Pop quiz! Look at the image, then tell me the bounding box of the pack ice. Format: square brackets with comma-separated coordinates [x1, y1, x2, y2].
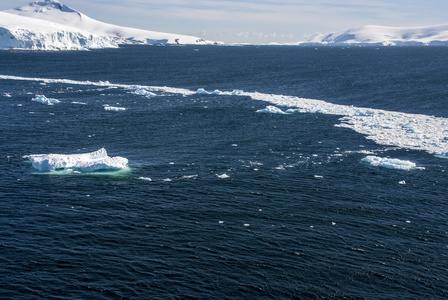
[28, 148, 128, 172]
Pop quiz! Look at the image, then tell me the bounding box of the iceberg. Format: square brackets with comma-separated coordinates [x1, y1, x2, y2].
[361, 156, 422, 171]
[32, 95, 60, 105]
[28, 148, 128, 172]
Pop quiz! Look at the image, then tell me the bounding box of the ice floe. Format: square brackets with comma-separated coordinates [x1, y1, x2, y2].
[104, 105, 126, 111]
[28, 148, 128, 172]
[195, 88, 222, 95]
[32, 95, 60, 105]
[138, 177, 152, 182]
[256, 106, 285, 114]
[361, 156, 423, 171]
[129, 86, 157, 97]
[217, 173, 230, 179]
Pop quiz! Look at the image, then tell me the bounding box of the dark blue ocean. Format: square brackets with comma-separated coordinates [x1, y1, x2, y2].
[1, 46, 447, 299]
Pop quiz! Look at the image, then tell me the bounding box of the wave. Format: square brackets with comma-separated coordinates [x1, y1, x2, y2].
[2, 74, 447, 158]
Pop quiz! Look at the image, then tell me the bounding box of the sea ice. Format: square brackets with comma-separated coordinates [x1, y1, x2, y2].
[28, 148, 128, 172]
[104, 105, 126, 111]
[138, 177, 152, 182]
[361, 156, 421, 171]
[256, 106, 285, 114]
[217, 173, 230, 179]
[3, 74, 448, 158]
[32, 95, 60, 105]
[195, 88, 222, 95]
[131, 88, 157, 97]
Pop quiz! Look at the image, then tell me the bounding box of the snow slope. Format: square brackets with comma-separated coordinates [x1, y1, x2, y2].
[0, 11, 117, 50]
[4, 0, 219, 46]
[302, 24, 448, 46]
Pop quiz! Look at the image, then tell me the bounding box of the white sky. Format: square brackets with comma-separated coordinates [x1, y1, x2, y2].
[1, 0, 447, 43]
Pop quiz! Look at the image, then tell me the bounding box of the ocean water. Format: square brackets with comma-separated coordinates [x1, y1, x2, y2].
[0, 45, 447, 299]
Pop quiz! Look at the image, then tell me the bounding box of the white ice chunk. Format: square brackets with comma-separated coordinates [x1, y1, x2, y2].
[256, 106, 285, 114]
[217, 173, 230, 179]
[138, 177, 152, 182]
[104, 106, 126, 111]
[361, 156, 421, 171]
[196, 88, 210, 95]
[28, 148, 128, 172]
[32, 95, 60, 105]
[132, 88, 157, 97]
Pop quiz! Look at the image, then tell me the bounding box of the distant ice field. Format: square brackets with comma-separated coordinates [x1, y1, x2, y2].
[1, 73, 447, 158]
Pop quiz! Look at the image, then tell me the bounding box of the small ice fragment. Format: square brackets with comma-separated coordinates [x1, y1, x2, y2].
[196, 88, 210, 95]
[399, 180, 406, 185]
[32, 95, 60, 105]
[132, 88, 156, 96]
[138, 177, 152, 182]
[219, 221, 224, 224]
[406, 220, 411, 224]
[217, 173, 230, 179]
[256, 106, 285, 114]
[332, 222, 336, 226]
[314, 175, 324, 179]
[104, 106, 126, 111]
[244, 224, 250, 227]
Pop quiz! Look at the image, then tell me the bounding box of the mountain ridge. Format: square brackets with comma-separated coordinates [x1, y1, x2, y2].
[300, 24, 448, 46]
[1, 0, 220, 50]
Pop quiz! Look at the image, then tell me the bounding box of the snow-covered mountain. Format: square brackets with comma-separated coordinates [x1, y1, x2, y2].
[0, 11, 117, 50]
[0, 0, 220, 50]
[302, 24, 448, 46]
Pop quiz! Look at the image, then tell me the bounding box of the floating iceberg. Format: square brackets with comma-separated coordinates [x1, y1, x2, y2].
[361, 156, 422, 171]
[32, 95, 60, 105]
[28, 148, 128, 172]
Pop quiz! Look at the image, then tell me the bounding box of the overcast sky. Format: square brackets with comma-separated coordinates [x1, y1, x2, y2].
[1, 0, 447, 43]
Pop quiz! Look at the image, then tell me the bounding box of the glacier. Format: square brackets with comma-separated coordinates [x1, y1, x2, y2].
[28, 148, 128, 172]
[301, 24, 448, 46]
[1, 0, 220, 50]
[0, 11, 117, 50]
